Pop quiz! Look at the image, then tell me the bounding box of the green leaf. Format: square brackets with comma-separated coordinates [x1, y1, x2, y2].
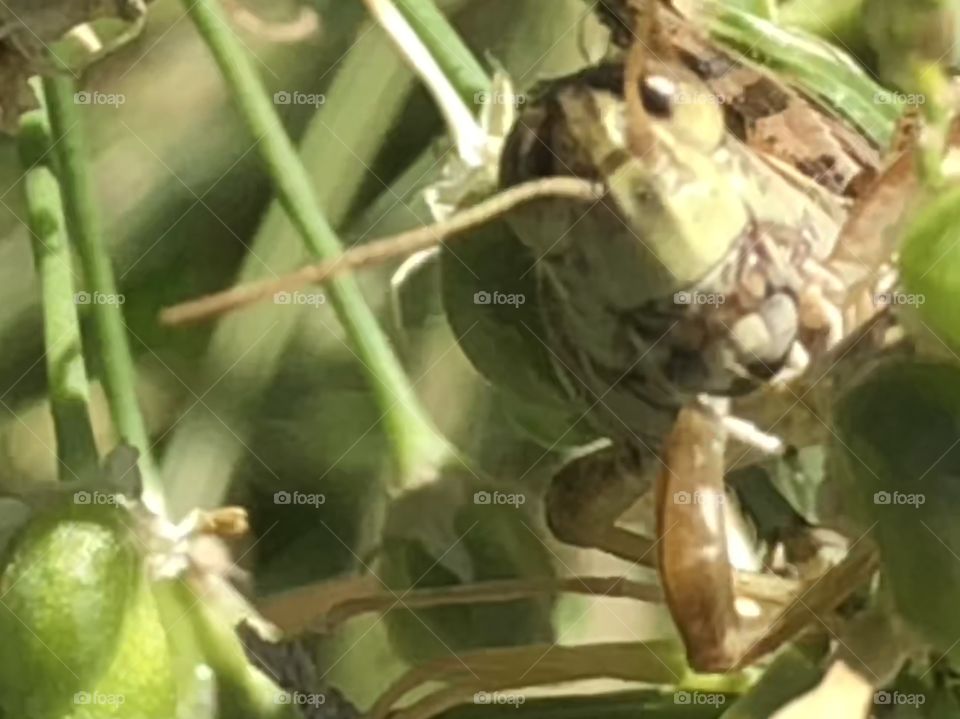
[441, 221, 598, 448]
[720, 647, 823, 718]
[830, 359, 960, 661]
[496, 390, 600, 450]
[863, 0, 960, 89]
[379, 473, 556, 664]
[900, 182, 960, 350]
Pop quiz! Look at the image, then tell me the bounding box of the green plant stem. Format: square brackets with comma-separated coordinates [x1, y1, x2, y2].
[159, 10, 454, 521]
[154, 580, 301, 719]
[181, 0, 447, 494]
[16, 98, 98, 481]
[393, 0, 489, 104]
[41, 74, 164, 509]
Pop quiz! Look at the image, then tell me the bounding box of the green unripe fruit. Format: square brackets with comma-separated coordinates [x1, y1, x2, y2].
[0, 503, 140, 718]
[65, 572, 177, 719]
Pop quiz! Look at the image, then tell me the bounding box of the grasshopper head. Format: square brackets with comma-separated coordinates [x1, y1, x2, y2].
[499, 59, 748, 304]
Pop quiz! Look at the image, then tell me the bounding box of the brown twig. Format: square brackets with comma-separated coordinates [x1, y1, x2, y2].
[159, 176, 604, 326]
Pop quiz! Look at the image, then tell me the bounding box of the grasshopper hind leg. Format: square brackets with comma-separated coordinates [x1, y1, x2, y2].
[545, 444, 660, 567]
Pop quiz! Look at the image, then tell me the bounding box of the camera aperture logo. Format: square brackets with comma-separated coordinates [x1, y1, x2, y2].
[674, 691, 725, 707]
[274, 490, 326, 507]
[473, 490, 525, 508]
[274, 291, 326, 308]
[874, 490, 925, 508]
[273, 91, 326, 107]
[75, 291, 125, 306]
[74, 91, 125, 107]
[473, 290, 525, 308]
[474, 691, 525, 708]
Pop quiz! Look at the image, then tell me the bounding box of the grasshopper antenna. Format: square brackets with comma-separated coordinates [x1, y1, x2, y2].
[159, 177, 602, 326]
[623, 0, 671, 156]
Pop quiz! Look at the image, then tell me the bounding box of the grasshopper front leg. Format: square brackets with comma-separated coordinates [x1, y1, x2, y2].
[656, 403, 745, 672]
[658, 403, 881, 673]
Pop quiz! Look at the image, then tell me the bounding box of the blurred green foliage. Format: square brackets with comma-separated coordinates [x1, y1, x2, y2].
[5, 0, 960, 717]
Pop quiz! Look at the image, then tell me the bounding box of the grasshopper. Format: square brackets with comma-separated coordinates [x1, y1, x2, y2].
[496, 0, 903, 672]
[164, 0, 916, 697]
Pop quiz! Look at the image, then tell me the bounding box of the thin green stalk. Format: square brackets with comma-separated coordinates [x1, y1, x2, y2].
[181, 0, 447, 492]
[16, 96, 98, 481]
[154, 580, 301, 719]
[159, 9, 455, 519]
[365, 0, 488, 166]
[394, 0, 489, 103]
[41, 74, 164, 511]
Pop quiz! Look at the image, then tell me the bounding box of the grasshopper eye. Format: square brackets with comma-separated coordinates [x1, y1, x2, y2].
[639, 75, 676, 118]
